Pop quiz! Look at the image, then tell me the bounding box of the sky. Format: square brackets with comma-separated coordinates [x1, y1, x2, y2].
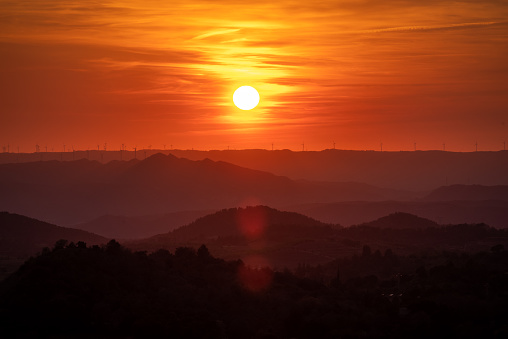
[1, 0, 507, 152]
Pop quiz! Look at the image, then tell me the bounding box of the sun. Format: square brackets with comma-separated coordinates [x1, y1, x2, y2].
[233, 86, 260, 110]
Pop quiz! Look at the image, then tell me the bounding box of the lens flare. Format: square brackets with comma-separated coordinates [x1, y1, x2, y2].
[236, 206, 267, 240]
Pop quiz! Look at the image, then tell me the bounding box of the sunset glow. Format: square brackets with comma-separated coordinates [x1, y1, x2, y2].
[1, 1, 507, 151]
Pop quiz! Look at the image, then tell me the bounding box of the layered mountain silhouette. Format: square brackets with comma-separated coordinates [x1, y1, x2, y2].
[0, 212, 107, 257]
[2, 149, 507, 192]
[0, 153, 415, 225]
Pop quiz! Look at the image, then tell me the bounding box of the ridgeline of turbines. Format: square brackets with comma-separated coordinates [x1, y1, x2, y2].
[0, 140, 507, 162]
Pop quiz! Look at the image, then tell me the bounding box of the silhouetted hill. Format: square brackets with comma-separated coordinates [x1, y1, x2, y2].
[357, 212, 439, 229]
[0, 154, 414, 225]
[0, 212, 107, 257]
[131, 206, 334, 247]
[72, 210, 212, 239]
[170, 205, 331, 240]
[127, 206, 340, 267]
[288, 200, 508, 229]
[423, 184, 508, 201]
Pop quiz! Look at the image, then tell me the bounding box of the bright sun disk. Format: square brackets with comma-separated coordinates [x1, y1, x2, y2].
[233, 86, 260, 110]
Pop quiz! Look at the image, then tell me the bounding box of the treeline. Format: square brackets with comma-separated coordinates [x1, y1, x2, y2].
[0, 240, 507, 338]
[334, 222, 508, 254]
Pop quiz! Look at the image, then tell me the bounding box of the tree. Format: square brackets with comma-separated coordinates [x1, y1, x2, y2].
[197, 244, 211, 259]
[362, 245, 372, 257]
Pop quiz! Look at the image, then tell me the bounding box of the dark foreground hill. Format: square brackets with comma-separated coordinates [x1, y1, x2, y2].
[0, 212, 107, 257]
[1, 241, 507, 338]
[0, 153, 414, 225]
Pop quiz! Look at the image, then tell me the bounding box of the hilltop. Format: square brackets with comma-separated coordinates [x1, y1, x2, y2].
[357, 212, 439, 229]
[0, 212, 107, 257]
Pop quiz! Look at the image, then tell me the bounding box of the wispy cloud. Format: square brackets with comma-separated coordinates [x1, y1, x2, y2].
[361, 21, 503, 34]
[192, 28, 241, 40]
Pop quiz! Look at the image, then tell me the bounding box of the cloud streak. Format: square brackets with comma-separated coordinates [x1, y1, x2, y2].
[360, 21, 504, 34]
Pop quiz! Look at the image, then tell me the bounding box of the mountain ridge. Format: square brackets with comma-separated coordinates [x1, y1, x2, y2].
[0, 153, 417, 225]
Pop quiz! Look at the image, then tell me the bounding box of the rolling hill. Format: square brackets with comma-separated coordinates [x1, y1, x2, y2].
[129, 205, 334, 246]
[126, 206, 339, 267]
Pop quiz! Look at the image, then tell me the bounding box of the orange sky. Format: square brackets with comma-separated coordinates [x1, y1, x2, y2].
[1, 0, 507, 152]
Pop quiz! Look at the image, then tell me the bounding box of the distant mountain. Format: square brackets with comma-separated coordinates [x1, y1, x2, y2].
[0, 212, 107, 257]
[2, 149, 507, 191]
[423, 185, 508, 202]
[0, 153, 415, 225]
[72, 210, 212, 239]
[165, 149, 508, 191]
[357, 212, 439, 229]
[287, 200, 508, 229]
